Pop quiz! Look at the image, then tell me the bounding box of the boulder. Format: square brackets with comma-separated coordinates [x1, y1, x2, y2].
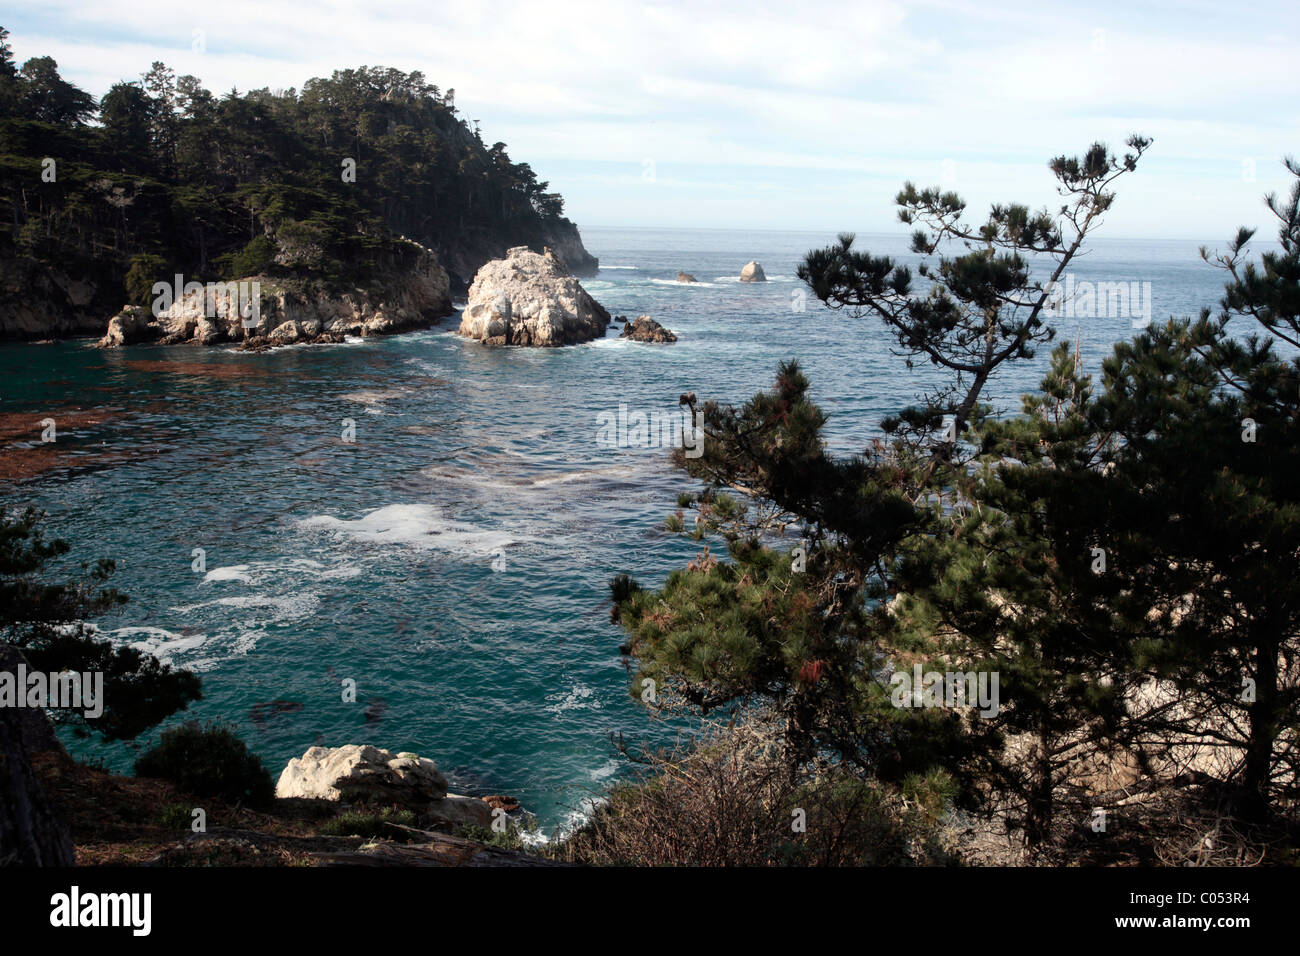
[620, 315, 677, 343]
[268, 320, 303, 345]
[739, 260, 767, 282]
[97, 305, 157, 348]
[676, 271, 698, 283]
[457, 246, 610, 347]
[426, 794, 493, 830]
[275, 745, 449, 806]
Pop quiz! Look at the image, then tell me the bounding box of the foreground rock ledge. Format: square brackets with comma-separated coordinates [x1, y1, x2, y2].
[457, 245, 610, 346]
[276, 744, 492, 830]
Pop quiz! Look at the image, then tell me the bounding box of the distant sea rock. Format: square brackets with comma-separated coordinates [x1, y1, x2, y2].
[96, 240, 453, 349]
[676, 271, 698, 283]
[458, 245, 610, 347]
[739, 260, 767, 282]
[620, 314, 677, 343]
[275, 744, 493, 830]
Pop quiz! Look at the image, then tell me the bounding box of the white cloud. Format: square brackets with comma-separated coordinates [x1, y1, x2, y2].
[5, 0, 1297, 234]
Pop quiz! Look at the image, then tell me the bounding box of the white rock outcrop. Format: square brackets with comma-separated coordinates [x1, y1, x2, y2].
[275, 744, 495, 830]
[96, 242, 452, 349]
[276, 745, 449, 804]
[739, 260, 767, 282]
[457, 245, 610, 346]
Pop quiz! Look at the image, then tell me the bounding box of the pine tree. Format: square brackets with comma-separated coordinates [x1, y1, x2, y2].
[0, 507, 202, 741]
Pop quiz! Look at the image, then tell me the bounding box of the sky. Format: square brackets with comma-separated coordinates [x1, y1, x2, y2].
[4, 0, 1298, 239]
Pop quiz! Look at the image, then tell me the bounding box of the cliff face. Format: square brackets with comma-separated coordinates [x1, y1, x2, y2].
[0, 258, 111, 340]
[98, 243, 452, 349]
[542, 218, 599, 277]
[435, 217, 598, 291]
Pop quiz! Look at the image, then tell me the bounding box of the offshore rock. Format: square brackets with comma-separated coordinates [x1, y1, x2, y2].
[457, 246, 609, 347]
[620, 315, 677, 343]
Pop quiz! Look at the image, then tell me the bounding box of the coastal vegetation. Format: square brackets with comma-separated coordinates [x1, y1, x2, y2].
[601, 143, 1300, 864]
[0, 27, 595, 339]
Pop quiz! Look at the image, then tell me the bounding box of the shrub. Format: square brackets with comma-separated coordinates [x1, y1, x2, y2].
[224, 235, 276, 278]
[134, 721, 274, 808]
[156, 802, 197, 830]
[320, 808, 417, 841]
[554, 719, 956, 866]
[125, 253, 168, 305]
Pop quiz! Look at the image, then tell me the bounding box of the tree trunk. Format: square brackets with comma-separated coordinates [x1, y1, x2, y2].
[1240, 633, 1281, 823]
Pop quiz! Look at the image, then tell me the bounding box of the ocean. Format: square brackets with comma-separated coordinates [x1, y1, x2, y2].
[0, 225, 1262, 834]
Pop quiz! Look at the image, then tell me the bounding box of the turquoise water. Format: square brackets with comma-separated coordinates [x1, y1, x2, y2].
[0, 226, 1254, 833]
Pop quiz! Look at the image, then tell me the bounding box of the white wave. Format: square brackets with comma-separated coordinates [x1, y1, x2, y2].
[108, 626, 208, 664]
[200, 558, 326, 587]
[421, 461, 642, 491]
[648, 278, 720, 288]
[556, 794, 609, 840]
[599, 265, 638, 270]
[340, 388, 407, 405]
[544, 681, 603, 715]
[203, 564, 253, 584]
[186, 630, 264, 672]
[298, 503, 521, 555]
[319, 564, 363, 580]
[172, 593, 319, 620]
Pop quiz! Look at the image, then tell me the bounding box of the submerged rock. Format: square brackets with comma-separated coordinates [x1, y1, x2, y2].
[620, 314, 677, 343]
[739, 260, 767, 282]
[457, 246, 610, 346]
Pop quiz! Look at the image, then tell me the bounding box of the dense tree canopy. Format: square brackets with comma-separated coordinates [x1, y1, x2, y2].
[0, 32, 589, 329]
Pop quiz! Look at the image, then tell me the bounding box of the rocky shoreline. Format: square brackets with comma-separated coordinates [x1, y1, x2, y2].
[9, 240, 773, 352]
[97, 242, 454, 350]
